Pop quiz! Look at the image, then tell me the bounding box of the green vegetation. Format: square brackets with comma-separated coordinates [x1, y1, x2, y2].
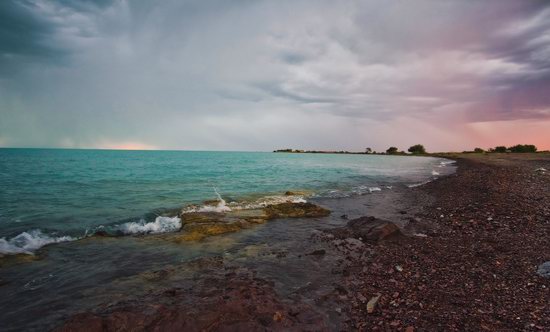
[275, 144, 540, 156]
[408, 144, 426, 154]
[508, 144, 537, 153]
[487, 144, 537, 153]
[491, 146, 508, 153]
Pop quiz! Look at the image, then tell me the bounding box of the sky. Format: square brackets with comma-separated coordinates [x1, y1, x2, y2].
[1, 0, 549, 152]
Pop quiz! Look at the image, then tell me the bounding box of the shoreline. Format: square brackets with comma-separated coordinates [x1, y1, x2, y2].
[3, 154, 548, 330]
[57, 153, 549, 331]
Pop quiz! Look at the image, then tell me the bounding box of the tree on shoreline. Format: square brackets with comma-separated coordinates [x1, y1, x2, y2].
[386, 146, 398, 154]
[508, 144, 537, 153]
[491, 146, 508, 153]
[408, 144, 426, 154]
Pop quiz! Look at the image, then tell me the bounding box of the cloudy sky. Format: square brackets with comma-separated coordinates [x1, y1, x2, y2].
[1, 0, 549, 152]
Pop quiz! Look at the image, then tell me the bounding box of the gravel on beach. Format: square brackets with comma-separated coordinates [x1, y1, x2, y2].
[339, 154, 550, 331]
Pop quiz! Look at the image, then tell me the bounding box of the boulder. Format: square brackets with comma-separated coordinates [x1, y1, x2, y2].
[347, 216, 403, 243]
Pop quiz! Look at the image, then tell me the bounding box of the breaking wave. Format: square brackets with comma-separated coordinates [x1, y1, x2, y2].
[118, 216, 182, 235]
[0, 230, 77, 255]
[182, 191, 308, 214]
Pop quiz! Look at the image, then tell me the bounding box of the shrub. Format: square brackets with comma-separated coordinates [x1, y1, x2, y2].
[493, 146, 507, 153]
[408, 144, 426, 154]
[386, 146, 398, 154]
[473, 148, 485, 153]
[508, 144, 537, 153]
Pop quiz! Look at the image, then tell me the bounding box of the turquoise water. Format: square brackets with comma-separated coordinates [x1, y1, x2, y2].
[0, 148, 453, 254]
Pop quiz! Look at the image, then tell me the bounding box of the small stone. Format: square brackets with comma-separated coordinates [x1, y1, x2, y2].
[357, 293, 368, 303]
[536, 261, 550, 278]
[390, 320, 401, 327]
[395, 265, 403, 272]
[367, 294, 381, 314]
[273, 311, 283, 322]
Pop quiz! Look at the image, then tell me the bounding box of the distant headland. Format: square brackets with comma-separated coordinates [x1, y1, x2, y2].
[274, 144, 545, 155]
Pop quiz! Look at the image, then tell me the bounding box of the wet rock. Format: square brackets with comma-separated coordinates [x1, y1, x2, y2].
[347, 216, 403, 243]
[179, 212, 225, 224]
[264, 202, 330, 219]
[185, 256, 224, 270]
[0, 253, 41, 267]
[284, 191, 307, 196]
[307, 249, 326, 256]
[57, 313, 104, 332]
[93, 229, 110, 237]
[536, 261, 550, 278]
[176, 222, 244, 242]
[57, 270, 329, 331]
[175, 202, 330, 241]
[140, 268, 174, 282]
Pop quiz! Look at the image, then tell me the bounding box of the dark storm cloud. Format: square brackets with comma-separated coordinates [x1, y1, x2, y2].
[1, 0, 550, 151]
[0, 1, 65, 72]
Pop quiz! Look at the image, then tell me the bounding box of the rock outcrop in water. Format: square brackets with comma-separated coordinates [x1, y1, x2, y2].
[57, 257, 329, 332]
[264, 202, 331, 219]
[173, 202, 330, 242]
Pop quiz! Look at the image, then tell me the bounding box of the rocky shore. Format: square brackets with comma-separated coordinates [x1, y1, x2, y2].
[58, 154, 549, 331]
[326, 154, 550, 330]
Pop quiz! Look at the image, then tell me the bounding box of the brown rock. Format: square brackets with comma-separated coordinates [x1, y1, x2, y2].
[264, 202, 330, 219]
[347, 216, 402, 243]
[176, 222, 244, 242]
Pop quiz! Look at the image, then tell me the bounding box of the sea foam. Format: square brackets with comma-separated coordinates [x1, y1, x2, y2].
[0, 230, 76, 255]
[182, 190, 308, 214]
[119, 216, 182, 235]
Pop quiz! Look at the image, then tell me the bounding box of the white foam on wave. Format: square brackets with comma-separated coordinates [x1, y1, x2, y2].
[368, 187, 382, 193]
[234, 195, 307, 209]
[182, 193, 308, 214]
[119, 216, 182, 235]
[431, 170, 440, 176]
[0, 230, 76, 255]
[438, 160, 456, 168]
[349, 185, 383, 195]
[407, 180, 432, 188]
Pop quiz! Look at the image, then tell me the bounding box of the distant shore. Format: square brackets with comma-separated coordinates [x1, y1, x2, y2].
[274, 148, 550, 156]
